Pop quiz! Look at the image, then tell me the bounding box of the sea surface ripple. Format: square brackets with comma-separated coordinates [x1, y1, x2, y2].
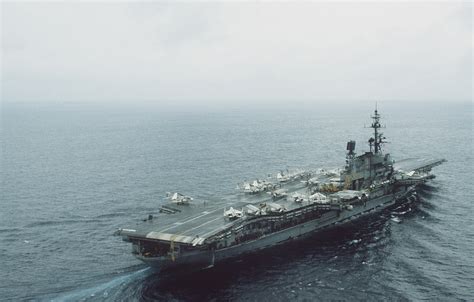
[1, 103, 472, 301]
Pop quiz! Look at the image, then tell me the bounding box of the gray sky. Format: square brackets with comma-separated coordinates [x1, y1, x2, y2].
[1, 1, 472, 107]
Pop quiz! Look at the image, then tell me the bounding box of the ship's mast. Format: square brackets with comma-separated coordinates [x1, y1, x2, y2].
[368, 105, 385, 154]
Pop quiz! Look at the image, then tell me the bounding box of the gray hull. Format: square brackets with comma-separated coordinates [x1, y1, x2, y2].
[138, 187, 414, 271]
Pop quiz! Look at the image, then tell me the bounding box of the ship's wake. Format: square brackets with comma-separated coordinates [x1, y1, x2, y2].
[51, 267, 150, 301]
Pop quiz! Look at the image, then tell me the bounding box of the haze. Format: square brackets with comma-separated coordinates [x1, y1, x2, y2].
[1, 1, 472, 108]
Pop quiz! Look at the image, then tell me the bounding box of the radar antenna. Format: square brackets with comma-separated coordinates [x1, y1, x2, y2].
[368, 105, 386, 154]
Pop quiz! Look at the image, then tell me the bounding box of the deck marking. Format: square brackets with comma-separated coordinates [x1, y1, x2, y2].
[199, 221, 236, 239]
[179, 216, 224, 236]
[159, 207, 222, 232]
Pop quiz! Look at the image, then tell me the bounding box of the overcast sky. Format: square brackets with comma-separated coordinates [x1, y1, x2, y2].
[1, 1, 472, 107]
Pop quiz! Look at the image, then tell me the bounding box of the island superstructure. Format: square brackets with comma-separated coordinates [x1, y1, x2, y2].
[117, 109, 446, 272]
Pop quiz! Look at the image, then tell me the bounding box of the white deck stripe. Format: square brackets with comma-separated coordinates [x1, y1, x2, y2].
[159, 207, 222, 232]
[199, 221, 236, 239]
[179, 216, 224, 236]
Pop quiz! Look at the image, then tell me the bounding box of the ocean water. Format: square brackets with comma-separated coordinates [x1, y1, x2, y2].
[1, 102, 473, 301]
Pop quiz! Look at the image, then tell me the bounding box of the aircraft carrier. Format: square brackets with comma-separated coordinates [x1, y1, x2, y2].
[116, 108, 446, 273]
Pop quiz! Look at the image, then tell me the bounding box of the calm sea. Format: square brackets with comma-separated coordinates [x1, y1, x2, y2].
[1, 102, 472, 301]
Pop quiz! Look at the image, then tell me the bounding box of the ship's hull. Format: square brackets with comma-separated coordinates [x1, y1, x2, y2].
[137, 185, 416, 272]
[118, 112, 446, 275]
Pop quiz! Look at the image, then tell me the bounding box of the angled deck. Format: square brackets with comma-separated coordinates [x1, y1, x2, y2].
[394, 158, 446, 172]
